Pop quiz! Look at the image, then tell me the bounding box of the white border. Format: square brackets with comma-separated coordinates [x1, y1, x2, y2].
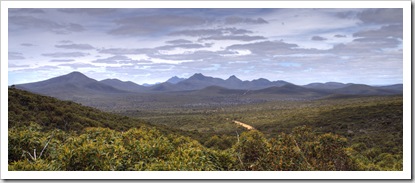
[1, 0, 411, 180]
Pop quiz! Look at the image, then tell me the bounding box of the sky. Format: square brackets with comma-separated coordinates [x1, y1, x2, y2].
[8, 8, 403, 85]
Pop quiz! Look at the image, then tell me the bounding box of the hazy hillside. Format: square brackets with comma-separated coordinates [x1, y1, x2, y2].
[100, 79, 147, 92]
[15, 72, 128, 100]
[333, 84, 401, 95]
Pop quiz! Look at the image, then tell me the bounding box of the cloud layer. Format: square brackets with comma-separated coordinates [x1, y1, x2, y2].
[8, 8, 404, 85]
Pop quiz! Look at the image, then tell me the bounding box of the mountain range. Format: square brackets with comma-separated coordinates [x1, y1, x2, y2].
[13, 71, 403, 109]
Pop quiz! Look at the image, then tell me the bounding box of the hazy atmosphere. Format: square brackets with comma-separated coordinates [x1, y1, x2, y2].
[8, 8, 403, 85]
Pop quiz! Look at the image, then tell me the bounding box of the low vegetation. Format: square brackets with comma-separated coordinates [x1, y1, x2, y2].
[8, 88, 402, 171]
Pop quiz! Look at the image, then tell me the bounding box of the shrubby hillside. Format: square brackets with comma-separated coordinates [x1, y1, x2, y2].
[8, 88, 402, 171]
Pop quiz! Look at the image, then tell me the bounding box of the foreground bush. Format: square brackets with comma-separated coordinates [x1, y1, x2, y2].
[9, 124, 400, 171]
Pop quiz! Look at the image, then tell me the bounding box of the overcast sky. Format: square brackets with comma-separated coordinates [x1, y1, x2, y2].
[8, 8, 403, 85]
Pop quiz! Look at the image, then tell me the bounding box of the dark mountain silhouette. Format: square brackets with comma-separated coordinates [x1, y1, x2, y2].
[14, 71, 403, 108]
[15, 71, 128, 100]
[333, 84, 402, 95]
[166, 76, 186, 84]
[100, 79, 147, 92]
[188, 85, 246, 95]
[154, 73, 292, 91]
[149, 82, 178, 92]
[252, 84, 331, 97]
[377, 84, 403, 93]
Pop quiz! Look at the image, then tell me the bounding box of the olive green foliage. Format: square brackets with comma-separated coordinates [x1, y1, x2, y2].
[9, 123, 359, 171]
[9, 123, 232, 171]
[8, 88, 146, 131]
[8, 88, 402, 171]
[128, 95, 402, 171]
[233, 126, 356, 171]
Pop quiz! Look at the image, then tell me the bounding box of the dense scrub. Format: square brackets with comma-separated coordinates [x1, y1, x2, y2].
[128, 95, 403, 171]
[9, 88, 147, 131]
[8, 88, 402, 171]
[10, 123, 366, 171]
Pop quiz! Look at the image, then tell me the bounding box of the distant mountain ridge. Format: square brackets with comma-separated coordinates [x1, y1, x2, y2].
[14, 71, 403, 104]
[166, 76, 186, 84]
[151, 73, 292, 91]
[15, 72, 127, 100]
[100, 78, 147, 92]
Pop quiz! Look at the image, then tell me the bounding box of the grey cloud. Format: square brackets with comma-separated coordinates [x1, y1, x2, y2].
[93, 55, 131, 64]
[33, 66, 60, 71]
[157, 43, 210, 50]
[226, 41, 300, 55]
[116, 15, 206, 27]
[108, 26, 156, 36]
[334, 34, 347, 38]
[198, 35, 266, 42]
[99, 48, 152, 55]
[9, 63, 30, 68]
[105, 65, 154, 74]
[336, 11, 357, 19]
[311, 36, 327, 41]
[50, 59, 75, 62]
[9, 16, 84, 34]
[92, 55, 152, 64]
[353, 37, 401, 48]
[65, 23, 85, 32]
[42, 52, 90, 58]
[109, 15, 207, 36]
[9, 8, 45, 14]
[9, 52, 25, 60]
[59, 63, 99, 69]
[59, 40, 73, 44]
[353, 24, 402, 39]
[329, 37, 401, 55]
[357, 9, 403, 25]
[58, 8, 117, 15]
[166, 39, 193, 45]
[170, 27, 253, 37]
[55, 44, 95, 50]
[105, 63, 177, 75]
[224, 16, 268, 24]
[21, 43, 36, 47]
[150, 50, 228, 61]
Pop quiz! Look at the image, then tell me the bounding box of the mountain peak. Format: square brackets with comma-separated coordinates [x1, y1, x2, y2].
[189, 73, 207, 80]
[67, 71, 85, 76]
[60, 71, 92, 82]
[166, 76, 185, 84]
[226, 75, 242, 82]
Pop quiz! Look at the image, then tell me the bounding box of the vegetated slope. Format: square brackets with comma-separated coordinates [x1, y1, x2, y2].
[8, 88, 204, 139]
[8, 88, 402, 171]
[237, 95, 403, 170]
[130, 95, 403, 171]
[8, 87, 145, 131]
